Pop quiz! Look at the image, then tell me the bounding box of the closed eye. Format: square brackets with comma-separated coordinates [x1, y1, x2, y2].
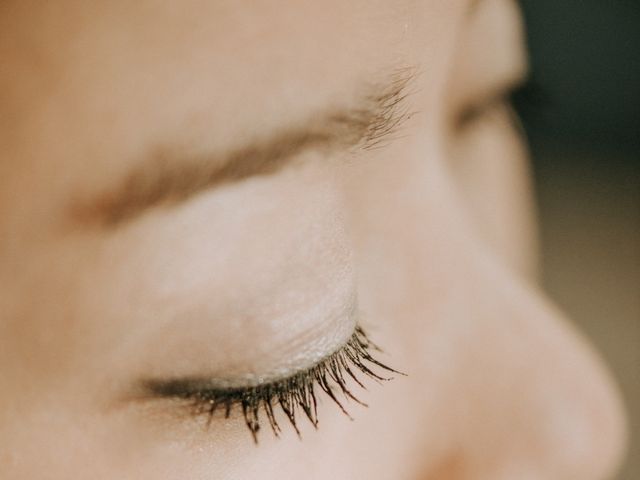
[138, 326, 404, 443]
[454, 75, 530, 130]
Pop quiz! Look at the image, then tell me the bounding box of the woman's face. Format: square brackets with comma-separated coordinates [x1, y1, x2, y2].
[0, 0, 628, 478]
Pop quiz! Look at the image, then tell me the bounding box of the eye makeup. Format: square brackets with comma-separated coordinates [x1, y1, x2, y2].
[141, 326, 402, 443]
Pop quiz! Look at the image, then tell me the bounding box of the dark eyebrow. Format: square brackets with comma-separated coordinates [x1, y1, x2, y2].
[72, 68, 416, 228]
[468, 0, 485, 14]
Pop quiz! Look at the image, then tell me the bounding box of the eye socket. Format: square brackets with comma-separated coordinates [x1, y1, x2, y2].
[455, 93, 507, 130]
[139, 326, 404, 443]
[454, 84, 522, 131]
[451, 73, 547, 133]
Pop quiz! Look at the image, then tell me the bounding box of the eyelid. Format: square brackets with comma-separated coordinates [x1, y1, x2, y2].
[453, 75, 528, 129]
[138, 326, 403, 443]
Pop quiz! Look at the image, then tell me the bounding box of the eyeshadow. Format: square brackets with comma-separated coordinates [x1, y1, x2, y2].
[141, 326, 404, 442]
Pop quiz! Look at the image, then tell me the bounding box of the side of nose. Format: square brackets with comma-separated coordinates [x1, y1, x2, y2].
[468, 263, 629, 479]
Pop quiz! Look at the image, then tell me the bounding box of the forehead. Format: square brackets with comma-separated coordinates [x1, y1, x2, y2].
[0, 0, 452, 140]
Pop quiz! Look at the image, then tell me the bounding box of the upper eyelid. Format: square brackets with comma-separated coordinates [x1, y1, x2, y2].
[136, 326, 403, 442]
[138, 325, 374, 395]
[452, 74, 529, 128]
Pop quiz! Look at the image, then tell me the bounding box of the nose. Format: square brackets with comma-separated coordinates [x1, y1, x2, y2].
[467, 262, 629, 479]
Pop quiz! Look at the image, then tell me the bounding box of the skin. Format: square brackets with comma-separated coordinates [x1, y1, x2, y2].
[0, 0, 628, 478]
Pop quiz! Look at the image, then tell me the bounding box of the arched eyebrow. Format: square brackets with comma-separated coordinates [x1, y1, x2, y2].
[71, 68, 417, 228]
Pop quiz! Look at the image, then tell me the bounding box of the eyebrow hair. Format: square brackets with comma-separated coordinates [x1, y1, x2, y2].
[72, 68, 417, 228]
[468, 0, 486, 14]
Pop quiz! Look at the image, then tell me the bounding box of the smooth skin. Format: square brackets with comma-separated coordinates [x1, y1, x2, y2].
[0, 0, 628, 479]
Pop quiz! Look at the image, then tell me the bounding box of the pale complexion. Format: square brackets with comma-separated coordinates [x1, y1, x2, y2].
[0, 0, 628, 478]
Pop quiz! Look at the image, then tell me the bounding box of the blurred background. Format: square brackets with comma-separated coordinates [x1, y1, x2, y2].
[515, 1, 639, 478]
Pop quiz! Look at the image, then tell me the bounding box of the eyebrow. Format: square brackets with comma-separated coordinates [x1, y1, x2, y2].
[72, 68, 416, 228]
[468, 0, 486, 14]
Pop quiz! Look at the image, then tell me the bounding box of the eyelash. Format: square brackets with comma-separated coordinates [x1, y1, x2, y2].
[145, 326, 402, 443]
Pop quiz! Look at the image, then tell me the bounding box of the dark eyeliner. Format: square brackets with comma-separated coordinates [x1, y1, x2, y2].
[142, 326, 403, 443]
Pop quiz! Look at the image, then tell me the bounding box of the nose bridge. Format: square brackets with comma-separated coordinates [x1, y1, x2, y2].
[467, 257, 629, 479]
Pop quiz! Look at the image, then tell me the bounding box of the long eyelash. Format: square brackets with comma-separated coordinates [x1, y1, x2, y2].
[144, 326, 403, 443]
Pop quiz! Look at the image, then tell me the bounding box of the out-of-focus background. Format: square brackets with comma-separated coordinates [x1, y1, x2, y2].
[515, 1, 639, 478]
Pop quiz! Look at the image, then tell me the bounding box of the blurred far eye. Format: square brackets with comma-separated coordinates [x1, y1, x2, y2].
[454, 81, 527, 133]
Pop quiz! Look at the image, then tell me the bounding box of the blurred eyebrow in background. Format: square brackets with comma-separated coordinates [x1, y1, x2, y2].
[469, 0, 485, 13]
[71, 68, 416, 228]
